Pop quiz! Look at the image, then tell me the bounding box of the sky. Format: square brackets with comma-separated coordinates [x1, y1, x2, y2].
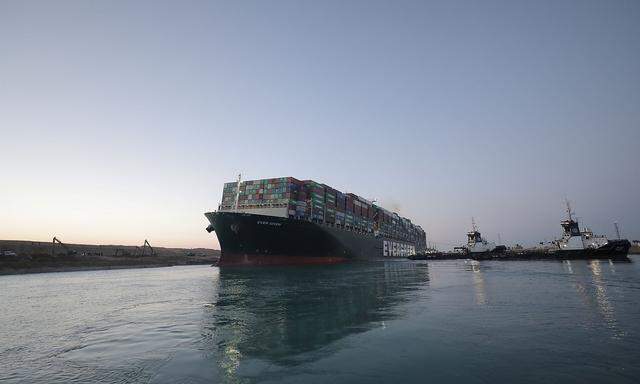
[1, 0, 639, 250]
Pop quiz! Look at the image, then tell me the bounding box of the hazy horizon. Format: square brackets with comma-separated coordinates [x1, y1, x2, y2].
[1, 0, 639, 250]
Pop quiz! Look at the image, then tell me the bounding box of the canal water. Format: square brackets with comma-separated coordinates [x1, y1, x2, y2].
[1, 259, 639, 383]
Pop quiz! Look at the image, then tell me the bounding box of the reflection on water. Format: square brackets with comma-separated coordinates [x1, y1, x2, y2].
[464, 260, 487, 305]
[563, 260, 574, 274]
[566, 259, 624, 340]
[588, 260, 623, 339]
[2, 260, 640, 383]
[201, 262, 430, 377]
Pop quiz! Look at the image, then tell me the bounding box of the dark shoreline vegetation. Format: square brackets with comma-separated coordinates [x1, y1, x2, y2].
[0, 240, 220, 275]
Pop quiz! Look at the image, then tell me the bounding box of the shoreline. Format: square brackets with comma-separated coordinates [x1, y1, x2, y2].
[0, 239, 220, 276]
[0, 262, 214, 276]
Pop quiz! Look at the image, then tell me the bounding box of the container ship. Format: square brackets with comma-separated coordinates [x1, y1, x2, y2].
[205, 176, 426, 266]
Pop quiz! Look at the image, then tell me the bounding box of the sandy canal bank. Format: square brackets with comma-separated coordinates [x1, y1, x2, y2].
[0, 240, 219, 275]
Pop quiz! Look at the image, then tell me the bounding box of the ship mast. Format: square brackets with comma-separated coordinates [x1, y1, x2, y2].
[234, 173, 242, 212]
[614, 221, 621, 240]
[565, 199, 574, 221]
[472, 217, 478, 232]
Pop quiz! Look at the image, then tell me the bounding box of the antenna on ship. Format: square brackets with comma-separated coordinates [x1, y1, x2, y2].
[471, 217, 478, 232]
[234, 173, 242, 212]
[614, 221, 621, 240]
[565, 198, 574, 221]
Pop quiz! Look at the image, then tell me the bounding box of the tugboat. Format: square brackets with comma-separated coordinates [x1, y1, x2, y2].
[464, 218, 502, 256]
[550, 200, 630, 260]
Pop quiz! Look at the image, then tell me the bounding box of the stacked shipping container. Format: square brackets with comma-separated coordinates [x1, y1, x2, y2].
[221, 177, 302, 211]
[219, 177, 425, 246]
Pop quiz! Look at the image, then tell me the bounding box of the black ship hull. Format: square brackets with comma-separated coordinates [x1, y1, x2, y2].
[205, 211, 421, 266]
[407, 240, 631, 262]
[551, 239, 631, 260]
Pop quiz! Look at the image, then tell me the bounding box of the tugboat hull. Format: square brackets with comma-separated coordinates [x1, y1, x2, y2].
[553, 239, 631, 260]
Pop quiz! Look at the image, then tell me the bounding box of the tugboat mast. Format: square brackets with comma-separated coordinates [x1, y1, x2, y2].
[565, 199, 574, 221]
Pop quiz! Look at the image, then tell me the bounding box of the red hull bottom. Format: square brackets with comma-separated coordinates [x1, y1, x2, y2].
[217, 253, 349, 266]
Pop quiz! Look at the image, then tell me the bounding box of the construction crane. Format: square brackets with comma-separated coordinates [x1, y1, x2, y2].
[141, 239, 155, 257]
[51, 237, 77, 257]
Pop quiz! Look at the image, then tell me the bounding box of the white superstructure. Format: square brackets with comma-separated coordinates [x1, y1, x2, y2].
[464, 218, 496, 254]
[556, 200, 610, 251]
